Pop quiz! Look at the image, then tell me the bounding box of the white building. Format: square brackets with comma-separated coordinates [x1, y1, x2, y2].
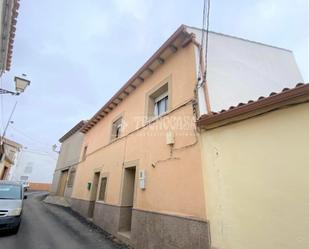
[186, 26, 303, 114]
[10, 149, 58, 191]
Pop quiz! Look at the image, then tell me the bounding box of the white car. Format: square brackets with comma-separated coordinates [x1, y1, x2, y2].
[0, 181, 27, 233]
[20, 181, 29, 191]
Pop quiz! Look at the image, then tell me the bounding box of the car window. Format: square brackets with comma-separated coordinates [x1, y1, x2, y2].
[0, 184, 21, 200]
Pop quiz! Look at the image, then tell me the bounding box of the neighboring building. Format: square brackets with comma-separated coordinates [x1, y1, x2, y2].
[70, 25, 302, 249]
[0, 0, 21, 177]
[0, 0, 22, 179]
[0, 137, 22, 180]
[10, 149, 57, 191]
[197, 83, 309, 249]
[50, 121, 86, 198]
[0, 0, 20, 75]
[187, 26, 303, 113]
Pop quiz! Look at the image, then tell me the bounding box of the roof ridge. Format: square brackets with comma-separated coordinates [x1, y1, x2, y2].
[185, 25, 292, 52]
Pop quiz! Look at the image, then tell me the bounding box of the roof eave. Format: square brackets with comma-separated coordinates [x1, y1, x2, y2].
[0, 0, 20, 74]
[59, 120, 87, 143]
[81, 24, 195, 133]
[197, 83, 309, 129]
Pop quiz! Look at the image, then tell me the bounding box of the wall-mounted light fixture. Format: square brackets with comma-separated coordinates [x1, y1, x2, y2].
[0, 74, 30, 95]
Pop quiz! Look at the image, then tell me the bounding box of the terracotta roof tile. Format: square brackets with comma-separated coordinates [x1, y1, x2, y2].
[197, 82, 309, 127]
[269, 92, 276, 96]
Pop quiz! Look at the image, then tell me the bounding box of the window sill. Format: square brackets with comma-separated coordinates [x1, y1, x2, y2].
[146, 111, 169, 125]
[110, 136, 122, 143]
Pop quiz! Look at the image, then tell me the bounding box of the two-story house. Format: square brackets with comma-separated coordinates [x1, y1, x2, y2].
[69, 25, 302, 249]
[51, 121, 87, 199]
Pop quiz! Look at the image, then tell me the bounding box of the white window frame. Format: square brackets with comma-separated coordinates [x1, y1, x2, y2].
[111, 117, 123, 140]
[153, 92, 168, 117]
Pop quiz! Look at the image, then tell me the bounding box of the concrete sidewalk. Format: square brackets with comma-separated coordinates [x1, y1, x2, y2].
[43, 195, 71, 207]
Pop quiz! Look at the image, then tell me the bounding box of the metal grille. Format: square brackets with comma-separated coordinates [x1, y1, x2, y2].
[0, 210, 8, 217]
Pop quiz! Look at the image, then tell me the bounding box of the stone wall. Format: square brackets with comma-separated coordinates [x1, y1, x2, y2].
[71, 198, 92, 218]
[70, 199, 210, 249]
[131, 209, 210, 249]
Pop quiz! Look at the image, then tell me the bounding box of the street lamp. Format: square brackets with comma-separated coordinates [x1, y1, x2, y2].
[0, 75, 30, 160]
[52, 144, 60, 154]
[14, 76, 30, 94]
[0, 75, 30, 95]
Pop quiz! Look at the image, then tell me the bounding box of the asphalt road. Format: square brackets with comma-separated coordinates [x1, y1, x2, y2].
[0, 192, 128, 249]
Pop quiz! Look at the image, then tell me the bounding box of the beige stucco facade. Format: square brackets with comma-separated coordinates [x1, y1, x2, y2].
[67, 25, 304, 248]
[73, 42, 205, 214]
[200, 102, 309, 249]
[72, 40, 209, 248]
[51, 123, 85, 198]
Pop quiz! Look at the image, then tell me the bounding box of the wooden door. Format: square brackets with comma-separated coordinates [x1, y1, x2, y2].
[0, 166, 9, 180]
[119, 166, 136, 232]
[57, 170, 68, 196]
[88, 172, 100, 218]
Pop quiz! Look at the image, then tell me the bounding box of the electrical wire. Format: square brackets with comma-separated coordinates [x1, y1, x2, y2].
[199, 0, 211, 84]
[2, 101, 17, 140]
[204, 0, 211, 81]
[199, 0, 207, 79]
[9, 125, 52, 149]
[8, 125, 55, 156]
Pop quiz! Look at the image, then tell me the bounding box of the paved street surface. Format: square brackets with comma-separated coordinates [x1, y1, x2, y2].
[0, 192, 127, 249]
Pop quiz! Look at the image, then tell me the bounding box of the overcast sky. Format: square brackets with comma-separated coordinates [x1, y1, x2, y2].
[1, 0, 308, 154]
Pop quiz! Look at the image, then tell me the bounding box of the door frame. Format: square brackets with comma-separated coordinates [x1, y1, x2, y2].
[88, 171, 101, 218]
[57, 169, 69, 196]
[119, 160, 139, 206]
[118, 160, 139, 233]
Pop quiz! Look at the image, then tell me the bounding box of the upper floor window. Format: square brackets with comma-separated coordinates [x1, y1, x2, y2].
[147, 82, 169, 119]
[24, 163, 33, 173]
[8, 149, 15, 160]
[154, 92, 168, 117]
[111, 117, 122, 140]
